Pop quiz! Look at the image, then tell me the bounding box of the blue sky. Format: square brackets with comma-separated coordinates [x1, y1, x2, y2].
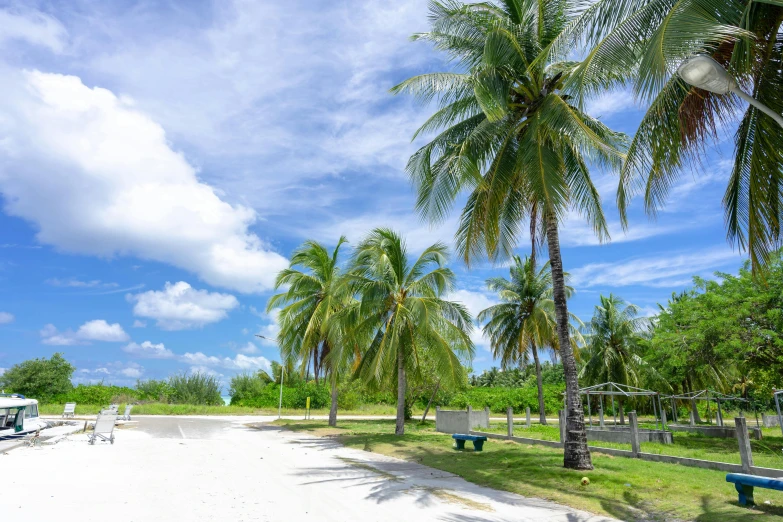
[0, 1, 747, 390]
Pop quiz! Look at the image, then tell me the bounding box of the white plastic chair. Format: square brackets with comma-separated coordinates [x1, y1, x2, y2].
[88, 413, 116, 445]
[62, 403, 76, 418]
[120, 404, 133, 421]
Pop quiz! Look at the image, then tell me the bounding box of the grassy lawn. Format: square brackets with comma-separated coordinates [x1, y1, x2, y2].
[483, 423, 783, 470]
[38, 402, 400, 416]
[272, 418, 783, 522]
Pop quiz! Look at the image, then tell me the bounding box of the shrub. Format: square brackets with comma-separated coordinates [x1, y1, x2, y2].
[232, 382, 330, 409]
[168, 372, 223, 405]
[136, 379, 173, 402]
[0, 353, 74, 402]
[446, 385, 565, 414]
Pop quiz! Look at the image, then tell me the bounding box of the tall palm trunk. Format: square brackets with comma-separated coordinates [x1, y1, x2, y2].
[328, 379, 339, 427]
[545, 211, 592, 470]
[530, 201, 538, 268]
[531, 342, 547, 425]
[396, 347, 407, 435]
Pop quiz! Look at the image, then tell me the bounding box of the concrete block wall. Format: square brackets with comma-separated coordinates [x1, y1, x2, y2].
[435, 406, 489, 434]
[762, 414, 781, 428]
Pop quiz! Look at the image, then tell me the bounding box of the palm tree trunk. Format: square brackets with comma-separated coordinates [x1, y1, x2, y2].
[396, 347, 407, 435]
[545, 211, 592, 470]
[328, 380, 338, 427]
[530, 201, 538, 268]
[421, 380, 441, 422]
[531, 342, 547, 425]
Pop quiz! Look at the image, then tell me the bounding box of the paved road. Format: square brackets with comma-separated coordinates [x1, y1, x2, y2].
[5, 416, 616, 522]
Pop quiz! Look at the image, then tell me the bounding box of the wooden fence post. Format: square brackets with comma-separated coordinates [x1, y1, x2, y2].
[736, 417, 754, 473]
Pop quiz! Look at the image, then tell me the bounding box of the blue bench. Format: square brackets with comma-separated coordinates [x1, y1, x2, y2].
[452, 434, 487, 451]
[726, 473, 783, 506]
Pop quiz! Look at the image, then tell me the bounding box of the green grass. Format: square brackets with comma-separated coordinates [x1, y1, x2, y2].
[38, 402, 401, 416]
[271, 418, 783, 522]
[482, 423, 783, 470]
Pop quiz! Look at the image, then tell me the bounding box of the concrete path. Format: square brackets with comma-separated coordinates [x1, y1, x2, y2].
[3, 416, 616, 521]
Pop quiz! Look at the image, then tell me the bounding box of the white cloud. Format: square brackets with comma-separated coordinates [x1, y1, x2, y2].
[40, 319, 129, 345]
[586, 88, 638, 118]
[0, 367, 6, 376]
[0, 312, 14, 324]
[0, 9, 67, 53]
[188, 366, 224, 378]
[129, 281, 239, 330]
[132, 320, 147, 328]
[0, 70, 288, 293]
[255, 308, 280, 346]
[446, 289, 499, 353]
[238, 342, 259, 354]
[570, 247, 744, 288]
[119, 367, 143, 378]
[122, 341, 174, 359]
[46, 278, 118, 288]
[180, 352, 271, 372]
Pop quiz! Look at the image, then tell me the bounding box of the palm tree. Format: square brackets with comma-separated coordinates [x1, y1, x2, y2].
[266, 238, 353, 427]
[479, 255, 583, 424]
[550, 0, 783, 271]
[580, 294, 655, 423]
[349, 228, 475, 435]
[392, 0, 627, 469]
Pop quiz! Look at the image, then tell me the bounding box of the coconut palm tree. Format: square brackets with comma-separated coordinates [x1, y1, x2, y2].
[391, 0, 627, 469]
[349, 228, 475, 435]
[266, 238, 353, 427]
[480, 255, 583, 424]
[549, 0, 783, 271]
[580, 294, 658, 423]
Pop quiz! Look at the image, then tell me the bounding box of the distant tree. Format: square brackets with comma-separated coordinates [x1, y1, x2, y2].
[480, 256, 582, 424]
[580, 295, 657, 424]
[0, 353, 74, 402]
[349, 229, 474, 435]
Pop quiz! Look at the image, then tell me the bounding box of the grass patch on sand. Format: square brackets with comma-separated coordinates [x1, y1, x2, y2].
[272, 418, 783, 522]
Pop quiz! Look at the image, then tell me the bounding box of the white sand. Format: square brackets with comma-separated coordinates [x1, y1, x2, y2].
[3, 416, 616, 521]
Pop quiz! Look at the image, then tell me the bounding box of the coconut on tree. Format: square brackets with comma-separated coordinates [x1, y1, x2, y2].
[480, 255, 583, 425]
[392, 0, 627, 469]
[348, 228, 475, 435]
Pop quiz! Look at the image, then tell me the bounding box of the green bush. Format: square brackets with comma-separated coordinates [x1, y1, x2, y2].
[229, 373, 268, 403]
[232, 382, 330, 409]
[51, 384, 139, 405]
[1, 353, 74, 402]
[168, 372, 223, 405]
[136, 379, 173, 402]
[447, 385, 565, 414]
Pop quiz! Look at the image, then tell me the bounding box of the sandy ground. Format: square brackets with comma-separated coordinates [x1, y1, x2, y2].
[3, 416, 616, 521]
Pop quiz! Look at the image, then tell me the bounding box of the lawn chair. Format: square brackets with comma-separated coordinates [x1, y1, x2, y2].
[120, 404, 133, 421]
[62, 402, 76, 418]
[100, 404, 119, 416]
[88, 413, 116, 445]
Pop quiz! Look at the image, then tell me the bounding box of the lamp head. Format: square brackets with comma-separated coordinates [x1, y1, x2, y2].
[677, 55, 735, 95]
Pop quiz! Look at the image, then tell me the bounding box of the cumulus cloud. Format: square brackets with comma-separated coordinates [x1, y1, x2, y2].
[446, 289, 498, 352]
[128, 281, 239, 330]
[0, 70, 288, 293]
[132, 320, 147, 328]
[180, 352, 271, 372]
[0, 312, 14, 324]
[122, 341, 174, 359]
[119, 367, 143, 378]
[41, 319, 129, 345]
[238, 342, 259, 355]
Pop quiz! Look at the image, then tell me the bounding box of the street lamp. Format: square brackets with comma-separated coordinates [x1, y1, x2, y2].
[677, 55, 783, 128]
[256, 334, 284, 419]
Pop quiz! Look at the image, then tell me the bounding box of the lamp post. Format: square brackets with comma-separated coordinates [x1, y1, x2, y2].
[677, 55, 783, 129]
[256, 334, 284, 419]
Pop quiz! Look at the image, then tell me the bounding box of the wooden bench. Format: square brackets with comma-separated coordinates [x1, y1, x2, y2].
[452, 434, 487, 451]
[726, 473, 783, 506]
